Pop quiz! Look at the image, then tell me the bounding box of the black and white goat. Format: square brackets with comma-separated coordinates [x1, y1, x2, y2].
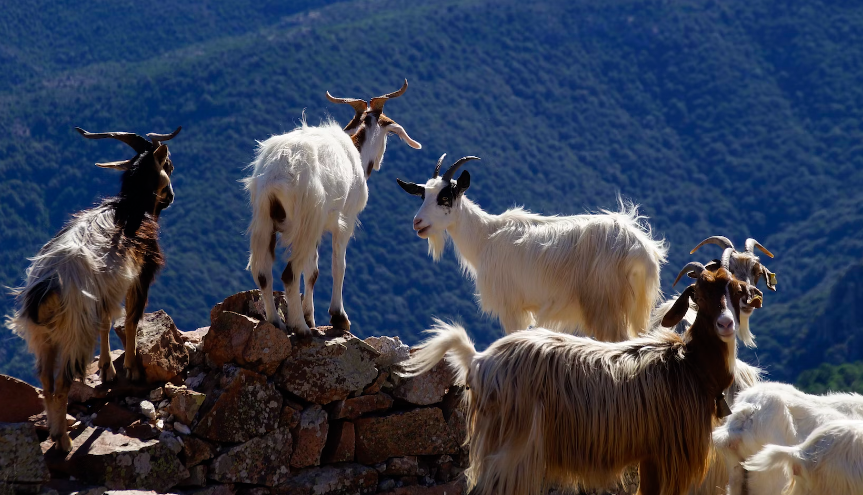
[6, 126, 181, 451]
[245, 80, 421, 335]
[397, 155, 667, 340]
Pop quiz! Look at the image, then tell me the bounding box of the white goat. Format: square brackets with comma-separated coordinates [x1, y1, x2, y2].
[397, 155, 667, 340]
[6, 126, 181, 451]
[245, 80, 421, 335]
[712, 382, 863, 495]
[743, 419, 863, 495]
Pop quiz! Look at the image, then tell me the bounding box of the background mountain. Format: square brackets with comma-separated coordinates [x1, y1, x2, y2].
[1, 0, 861, 388]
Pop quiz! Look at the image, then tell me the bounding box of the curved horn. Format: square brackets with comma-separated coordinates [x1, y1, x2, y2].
[433, 153, 447, 178]
[673, 261, 706, 287]
[441, 156, 480, 183]
[690, 235, 734, 255]
[75, 127, 152, 154]
[325, 91, 368, 113]
[147, 126, 182, 146]
[721, 247, 734, 271]
[744, 238, 775, 258]
[370, 79, 408, 112]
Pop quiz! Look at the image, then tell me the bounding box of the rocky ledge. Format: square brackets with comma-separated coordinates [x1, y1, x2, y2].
[1, 290, 466, 495]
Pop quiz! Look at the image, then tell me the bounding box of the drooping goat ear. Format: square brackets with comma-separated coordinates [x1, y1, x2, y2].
[662, 285, 695, 328]
[455, 170, 470, 195]
[396, 178, 424, 197]
[153, 145, 169, 169]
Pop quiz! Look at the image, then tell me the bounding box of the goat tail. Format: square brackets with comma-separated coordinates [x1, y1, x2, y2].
[402, 318, 477, 386]
[743, 444, 799, 476]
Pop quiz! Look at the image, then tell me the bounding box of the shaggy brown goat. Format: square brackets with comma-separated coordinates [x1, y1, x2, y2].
[405, 263, 763, 495]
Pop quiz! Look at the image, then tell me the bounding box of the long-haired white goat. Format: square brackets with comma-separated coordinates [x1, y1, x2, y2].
[397, 155, 667, 340]
[6, 126, 181, 451]
[244, 80, 421, 335]
[712, 382, 863, 495]
[405, 262, 764, 495]
[742, 419, 863, 495]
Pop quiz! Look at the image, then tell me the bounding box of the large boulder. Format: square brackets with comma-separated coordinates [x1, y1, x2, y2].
[0, 375, 44, 423]
[275, 333, 379, 404]
[193, 366, 282, 443]
[209, 427, 292, 486]
[203, 312, 292, 376]
[354, 408, 459, 464]
[115, 311, 189, 383]
[41, 426, 188, 492]
[392, 362, 454, 406]
[210, 290, 287, 324]
[273, 464, 377, 495]
[0, 422, 50, 494]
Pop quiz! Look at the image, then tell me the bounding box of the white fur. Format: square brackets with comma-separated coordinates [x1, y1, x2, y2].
[412, 187, 667, 341]
[743, 419, 863, 495]
[713, 382, 863, 495]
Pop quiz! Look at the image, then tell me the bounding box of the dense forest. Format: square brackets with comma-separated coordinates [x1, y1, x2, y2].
[1, 0, 861, 389]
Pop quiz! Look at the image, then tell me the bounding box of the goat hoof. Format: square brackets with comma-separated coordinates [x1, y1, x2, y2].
[291, 324, 312, 338]
[53, 433, 72, 452]
[124, 367, 141, 382]
[304, 313, 315, 329]
[329, 311, 350, 331]
[101, 362, 117, 383]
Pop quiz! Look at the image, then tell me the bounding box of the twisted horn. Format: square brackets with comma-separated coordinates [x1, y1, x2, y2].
[433, 153, 447, 178]
[721, 247, 734, 271]
[147, 126, 182, 146]
[690, 235, 734, 255]
[75, 127, 152, 154]
[744, 238, 775, 258]
[673, 261, 706, 287]
[441, 156, 480, 183]
[370, 79, 408, 112]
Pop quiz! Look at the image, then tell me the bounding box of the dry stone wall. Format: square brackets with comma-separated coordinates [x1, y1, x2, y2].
[1, 290, 466, 495]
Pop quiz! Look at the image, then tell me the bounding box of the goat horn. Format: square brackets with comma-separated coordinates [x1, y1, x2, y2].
[370, 79, 408, 112]
[673, 261, 705, 287]
[744, 238, 775, 258]
[433, 153, 447, 178]
[326, 91, 368, 114]
[721, 247, 734, 271]
[441, 156, 480, 183]
[147, 126, 182, 146]
[690, 235, 734, 255]
[75, 127, 152, 154]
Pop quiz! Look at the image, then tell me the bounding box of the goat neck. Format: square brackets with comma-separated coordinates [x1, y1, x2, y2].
[446, 195, 497, 272]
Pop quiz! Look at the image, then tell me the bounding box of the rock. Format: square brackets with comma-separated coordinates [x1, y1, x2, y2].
[186, 486, 236, 495]
[273, 464, 377, 495]
[291, 405, 329, 469]
[0, 422, 50, 494]
[202, 312, 256, 367]
[69, 373, 109, 404]
[148, 388, 164, 402]
[328, 393, 393, 421]
[392, 362, 454, 406]
[209, 427, 292, 486]
[28, 412, 75, 433]
[179, 464, 207, 487]
[354, 408, 459, 464]
[210, 290, 286, 324]
[158, 431, 183, 454]
[383, 457, 418, 477]
[275, 334, 378, 404]
[363, 371, 390, 395]
[115, 311, 190, 383]
[364, 336, 410, 367]
[447, 410, 467, 451]
[123, 420, 159, 441]
[139, 401, 156, 420]
[41, 426, 188, 492]
[166, 387, 206, 425]
[280, 404, 302, 430]
[321, 421, 354, 464]
[92, 403, 142, 430]
[0, 375, 45, 422]
[377, 481, 464, 495]
[181, 327, 210, 345]
[193, 366, 282, 443]
[182, 437, 217, 468]
[242, 321, 293, 376]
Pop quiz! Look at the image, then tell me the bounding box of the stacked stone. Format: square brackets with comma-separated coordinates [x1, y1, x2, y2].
[1, 290, 467, 495]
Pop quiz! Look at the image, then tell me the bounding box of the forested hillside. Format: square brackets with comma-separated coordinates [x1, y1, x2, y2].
[1, 0, 861, 386]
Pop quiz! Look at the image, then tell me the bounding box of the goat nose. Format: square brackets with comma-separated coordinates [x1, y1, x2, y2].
[413, 218, 422, 230]
[716, 315, 734, 334]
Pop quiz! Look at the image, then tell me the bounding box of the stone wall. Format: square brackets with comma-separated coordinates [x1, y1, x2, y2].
[1, 290, 466, 495]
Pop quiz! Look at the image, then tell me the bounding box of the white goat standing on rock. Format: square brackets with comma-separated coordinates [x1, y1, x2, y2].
[245, 80, 421, 335]
[397, 155, 667, 340]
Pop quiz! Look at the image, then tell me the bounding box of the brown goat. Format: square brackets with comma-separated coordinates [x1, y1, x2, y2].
[405, 263, 763, 495]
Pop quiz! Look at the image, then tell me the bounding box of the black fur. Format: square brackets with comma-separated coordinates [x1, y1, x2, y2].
[23, 276, 59, 325]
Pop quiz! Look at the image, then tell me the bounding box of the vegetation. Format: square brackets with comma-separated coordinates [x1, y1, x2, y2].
[1, 0, 861, 387]
[798, 361, 863, 395]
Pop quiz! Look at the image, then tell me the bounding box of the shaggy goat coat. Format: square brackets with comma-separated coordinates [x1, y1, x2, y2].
[407, 322, 732, 495]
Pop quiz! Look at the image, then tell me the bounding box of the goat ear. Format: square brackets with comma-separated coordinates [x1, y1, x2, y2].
[153, 145, 169, 169]
[385, 121, 422, 149]
[662, 285, 695, 328]
[396, 178, 424, 197]
[455, 170, 470, 195]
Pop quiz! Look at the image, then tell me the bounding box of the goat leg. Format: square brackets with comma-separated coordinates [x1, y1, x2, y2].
[98, 312, 116, 382]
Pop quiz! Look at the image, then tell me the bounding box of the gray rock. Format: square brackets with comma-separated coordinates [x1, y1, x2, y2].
[209, 427, 292, 486]
[0, 422, 50, 490]
[364, 336, 410, 367]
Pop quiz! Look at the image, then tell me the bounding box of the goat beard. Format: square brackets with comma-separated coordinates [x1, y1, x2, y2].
[739, 311, 755, 348]
[428, 232, 447, 261]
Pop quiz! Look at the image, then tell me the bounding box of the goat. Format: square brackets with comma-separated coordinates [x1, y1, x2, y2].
[244, 80, 421, 335]
[396, 155, 667, 340]
[404, 262, 764, 495]
[712, 382, 863, 495]
[743, 419, 863, 495]
[5, 126, 181, 451]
